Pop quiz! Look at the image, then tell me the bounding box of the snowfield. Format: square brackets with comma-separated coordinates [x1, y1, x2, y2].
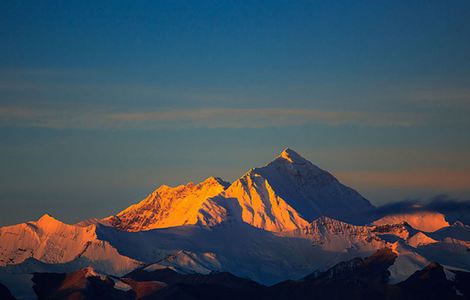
[1, 148, 469, 299]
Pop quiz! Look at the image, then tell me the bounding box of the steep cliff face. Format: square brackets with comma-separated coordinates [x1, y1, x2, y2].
[251, 148, 374, 222]
[301, 217, 386, 250]
[106, 177, 230, 231]
[200, 171, 310, 232]
[197, 148, 374, 232]
[103, 149, 373, 233]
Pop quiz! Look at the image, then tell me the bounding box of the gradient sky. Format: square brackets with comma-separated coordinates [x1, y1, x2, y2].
[1, 0, 470, 226]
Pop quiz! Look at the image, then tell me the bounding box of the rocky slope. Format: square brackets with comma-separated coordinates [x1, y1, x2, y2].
[104, 149, 374, 233]
[26, 250, 470, 300]
[106, 177, 230, 231]
[1, 148, 469, 298]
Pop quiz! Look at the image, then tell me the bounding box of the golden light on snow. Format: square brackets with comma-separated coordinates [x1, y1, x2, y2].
[373, 211, 450, 232]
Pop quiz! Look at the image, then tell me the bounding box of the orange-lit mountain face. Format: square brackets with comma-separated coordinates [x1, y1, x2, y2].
[105, 177, 230, 231]
[105, 148, 374, 232]
[1, 148, 469, 299]
[0, 214, 141, 275]
[373, 211, 450, 232]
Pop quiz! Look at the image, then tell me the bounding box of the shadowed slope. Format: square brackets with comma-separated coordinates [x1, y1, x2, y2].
[0, 282, 16, 300]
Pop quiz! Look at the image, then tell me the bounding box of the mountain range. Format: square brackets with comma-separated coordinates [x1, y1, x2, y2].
[1, 148, 469, 299]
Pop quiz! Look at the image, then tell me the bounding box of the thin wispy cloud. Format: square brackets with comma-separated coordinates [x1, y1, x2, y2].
[0, 106, 425, 130]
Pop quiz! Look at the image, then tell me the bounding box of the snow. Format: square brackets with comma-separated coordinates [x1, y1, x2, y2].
[372, 223, 412, 240]
[94, 220, 390, 285]
[103, 149, 374, 233]
[105, 176, 230, 231]
[144, 250, 219, 275]
[415, 238, 470, 272]
[197, 148, 373, 232]
[0, 215, 142, 276]
[250, 148, 374, 222]
[75, 218, 112, 227]
[111, 278, 132, 292]
[407, 232, 438, 248]
[430, 221, 470, 242]
[373, 211, 449, 232]
[1, 212, 469, 286]
[83, 266, 107, 280]
[443, 268, 456, 281]
[387, 242, 429, 284]
[200, 172, 310, 232]
[0, 148, 469, 287]
[0, 214, 98, 266]
[285, 216, 387, 252]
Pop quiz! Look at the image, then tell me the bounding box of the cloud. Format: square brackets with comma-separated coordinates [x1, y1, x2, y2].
[0, 106, 425, 130]
[369, 195, 470, 224]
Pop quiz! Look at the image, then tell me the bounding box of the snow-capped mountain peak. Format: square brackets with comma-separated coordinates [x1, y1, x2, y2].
[35, 213, 69, 231]
[105, 176, 230, 232]
[0, 215, 141, 276]
[202, 176, 230, 187]
[407, 232, 438, 248]
[249, 148, 375, 222]
[278, 147, 309, 164]
[37, 213, 58, 223]
[210, 170, 310, 232]
[105, 148, 374, 233]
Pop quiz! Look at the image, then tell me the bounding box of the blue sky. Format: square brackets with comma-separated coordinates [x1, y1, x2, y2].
[1, 0, 470, 225]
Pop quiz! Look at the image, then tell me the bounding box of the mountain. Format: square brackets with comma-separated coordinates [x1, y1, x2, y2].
[32, 267, 134, 300]
[430, 221, 470, 242]
[303, 247, 398, 282]
[2, 212, 470, 297]
[396, 262, 462, 300]
[199, 173, 310, 232]
[126, 264, 262, 291]
[106, 177, 230, 232]
[27, 250, 470, 300]
[32, 266, 262, 300]
[372, 222, 416, 240]
[387, 241, 430, 283]
[373, 211, 450, 232]
[197, 148, 375, 232]
[0, 214, 142, 276]
[271, 250, 470, 300]
[93, 220, 375, 285]
[407, 232, 438, 248]
[0, 214, 95, 266]
[285, 216, 386, 251]
[2, 148, 470, 298]
[249, 148, 374, 221]
[105, 148, 374, 233]
[142, 250, 220, 275]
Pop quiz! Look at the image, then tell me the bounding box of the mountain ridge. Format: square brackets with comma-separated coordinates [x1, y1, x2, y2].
[1, 148, 469, 299]
[104, 148, 375, 233]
